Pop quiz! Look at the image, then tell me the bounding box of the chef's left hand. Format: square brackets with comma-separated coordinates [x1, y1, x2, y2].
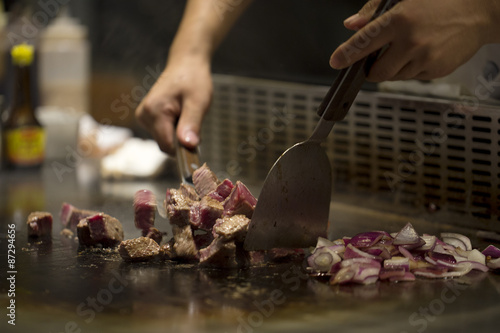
[329, 0, 500, 82]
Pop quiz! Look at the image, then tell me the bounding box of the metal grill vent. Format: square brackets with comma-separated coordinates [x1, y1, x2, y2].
[202, 74, 500, 232]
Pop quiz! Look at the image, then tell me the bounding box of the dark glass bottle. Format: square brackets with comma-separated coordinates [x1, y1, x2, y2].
[2, 43, 45, 169]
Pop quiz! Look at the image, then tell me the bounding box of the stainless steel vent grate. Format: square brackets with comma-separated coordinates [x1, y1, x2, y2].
[202, 74, 500, 232]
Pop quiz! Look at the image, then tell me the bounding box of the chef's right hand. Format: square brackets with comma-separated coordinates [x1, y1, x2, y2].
[135, 56, 212, 156]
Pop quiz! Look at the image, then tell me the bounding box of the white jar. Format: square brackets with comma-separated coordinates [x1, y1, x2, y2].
[38, 10, 90, 114]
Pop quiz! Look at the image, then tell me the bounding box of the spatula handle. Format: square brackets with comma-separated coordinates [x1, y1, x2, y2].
[175, 137, 201, 186]
[316, 0, 402, 122]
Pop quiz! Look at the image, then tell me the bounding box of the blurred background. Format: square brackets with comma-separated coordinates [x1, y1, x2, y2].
[0, 0, 366, 132]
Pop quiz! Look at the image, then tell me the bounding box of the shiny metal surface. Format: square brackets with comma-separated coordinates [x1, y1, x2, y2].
[245, 142, 331, 250]
[1, 162, 500, 333]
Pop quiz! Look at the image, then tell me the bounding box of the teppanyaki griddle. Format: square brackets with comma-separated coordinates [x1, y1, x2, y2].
[1, 164, 500, 333]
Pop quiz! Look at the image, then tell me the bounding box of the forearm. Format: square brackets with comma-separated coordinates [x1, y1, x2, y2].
[168, 0, 252, 64]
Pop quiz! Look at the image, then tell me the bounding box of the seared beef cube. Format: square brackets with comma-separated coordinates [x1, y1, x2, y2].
[223, 181, 257, 218]
[267, 248, 305, 263]
[60, 203, 99, 230]
[247, 251, 267, 266]
[160, 238, 175, 259]
[199, 237, 237, 267]
[207, 179, 234, 202]
[119, 237, 160, 261]
[179, 183, 200, 201]
[142, 227, 163, 245]
[172, 225, 199, 260]
[193, 230, 214, 250]
[165, 188, 194, 227]
[212, 214, 250, 243]
[134, 189, 156, 231]
[192, 163, 219, 197]
[77, 213, 124, 247]
[27, 211, 53, 237]
[189, 196, 224, 230]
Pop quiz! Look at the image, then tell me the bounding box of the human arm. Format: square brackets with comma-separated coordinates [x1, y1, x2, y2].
[329, 0, 500, 82]
[135, 0, 252, 155]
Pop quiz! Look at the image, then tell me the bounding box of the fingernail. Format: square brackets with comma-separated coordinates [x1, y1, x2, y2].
[344, 13, 360, 27]
[184, 130, 199, 146]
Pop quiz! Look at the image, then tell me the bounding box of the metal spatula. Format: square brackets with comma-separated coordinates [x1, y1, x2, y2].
[244, 0, 400, 250]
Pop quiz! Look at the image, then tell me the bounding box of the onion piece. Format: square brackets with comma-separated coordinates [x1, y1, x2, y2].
[307, 246, 343, 272]
[441, 232, 472, 251]
[348, 231, 384, 248]
[343, 243, 379, 260]
[389, 271, 416, 282]
[379, 268, 405, 280]
[487, 257, 500, 270]
[415, 234, 437, 251]
[398, 246, 416, 262]
[482, 245, 500, 258]
[455, 248, 486, 265]
[384, 256, 410, 271]
[393, 222, 423, 248]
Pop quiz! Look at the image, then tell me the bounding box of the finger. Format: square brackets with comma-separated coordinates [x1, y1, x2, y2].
[344, 0, 381, 30]
[176, 95, 211, 149]
[152, 112, 177, 155]
[330, 12, 394, 69]
[366, 43, 413, 82]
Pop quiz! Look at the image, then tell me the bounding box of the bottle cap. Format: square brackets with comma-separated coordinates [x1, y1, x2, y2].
[11, 43, 34, 66]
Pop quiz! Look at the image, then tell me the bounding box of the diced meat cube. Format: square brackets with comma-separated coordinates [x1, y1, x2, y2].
[199, 237, 237, 267]
[60, 203, 99, 230]
[212, 214, 250, 243]
[119, 237, 160, 262]
[192, 163, 219, 197]
[179, 183, 200, 201]
[165, 188, 194, 227]
[172, 225, 199, 260]
[27, 212, 53, 237]
[160, 239, 175, 260]
[134, 189, 156, 231]
[193, 230, 214, 250]
[189, 196, 224, 230]
[223, 181, 257, 218]
[207, 179, 234, 202]
[143, 227, 163, 245]
[77, 213, 124, 247]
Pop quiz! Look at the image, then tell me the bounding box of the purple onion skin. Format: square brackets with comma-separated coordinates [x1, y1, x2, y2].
[482, 245, 500, 259]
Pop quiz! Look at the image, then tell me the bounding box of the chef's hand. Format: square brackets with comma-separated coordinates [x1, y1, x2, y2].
[135, 56, 212, 155]
[330, 0, 500, 82]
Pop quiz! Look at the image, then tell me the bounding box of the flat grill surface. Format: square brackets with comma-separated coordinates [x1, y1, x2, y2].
[1, 162, 500, 333]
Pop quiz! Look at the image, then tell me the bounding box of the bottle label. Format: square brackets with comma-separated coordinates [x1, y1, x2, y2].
[6, 126, 45, 166]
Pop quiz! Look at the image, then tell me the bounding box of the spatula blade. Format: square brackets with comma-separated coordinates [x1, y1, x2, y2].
[244, 141, 331, 250]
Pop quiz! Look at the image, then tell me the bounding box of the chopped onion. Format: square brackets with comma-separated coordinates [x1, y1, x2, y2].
[389, 271, 416, 282]
[398, 246, 416, 262]
[384, 256, 409, 271]
[393, 223, 423, 247]
[487, 257, 500, 270]
[379, 268, 405, 280]
[415, 234, 437, 251]
[307, 246, 343, 272]
[343, 243, 379, 260]
[348, 231, 384, 248]
[441, 232, 472, 251]
[482, 245, 500, 258]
